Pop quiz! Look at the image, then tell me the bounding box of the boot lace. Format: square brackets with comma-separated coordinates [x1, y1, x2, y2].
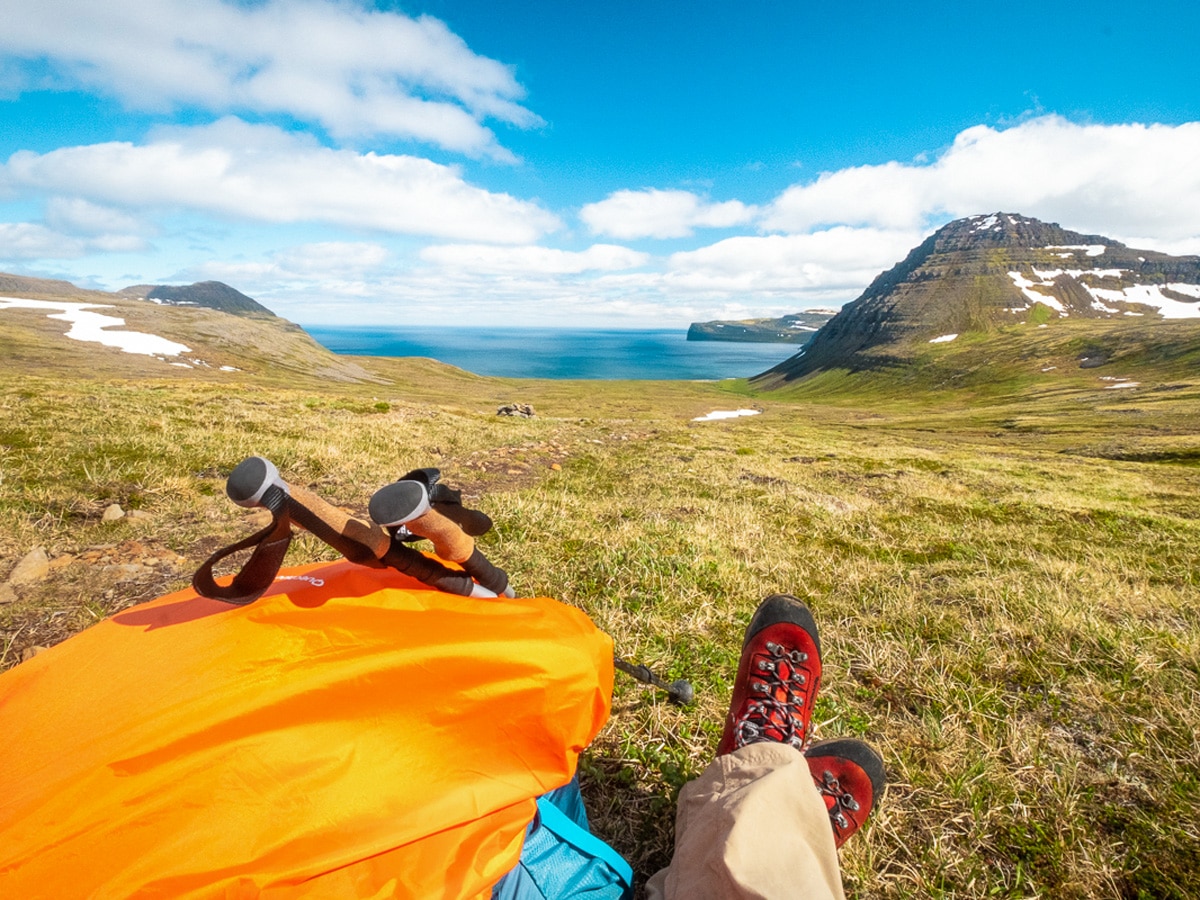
[815, 769, 861, 834]
[733, 640, 813, 750]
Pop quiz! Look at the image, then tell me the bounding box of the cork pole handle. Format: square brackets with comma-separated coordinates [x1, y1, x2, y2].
[285, 483, 392, 559]
[403, 508, 475, 563]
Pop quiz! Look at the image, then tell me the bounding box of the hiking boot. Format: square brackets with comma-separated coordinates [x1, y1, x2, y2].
[804, 738, 885, 848]
[717, 594, 822, 755]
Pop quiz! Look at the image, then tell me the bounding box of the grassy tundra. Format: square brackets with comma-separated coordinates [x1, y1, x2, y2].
[2, 331, 1198, 898]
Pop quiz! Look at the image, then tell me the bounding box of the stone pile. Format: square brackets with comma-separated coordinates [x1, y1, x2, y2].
[496, 403, 535, 418]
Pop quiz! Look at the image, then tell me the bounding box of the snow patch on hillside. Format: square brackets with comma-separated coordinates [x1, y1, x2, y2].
[0, 297, 191, 356]
[929, 334, 958, 343]
[1100, 377, 1140, 389]
[1083, 284, 1200, 319]
[1007, 270, 1200, 319]
[1008, 272, 1067, 312]
[693, 409, 761, 422]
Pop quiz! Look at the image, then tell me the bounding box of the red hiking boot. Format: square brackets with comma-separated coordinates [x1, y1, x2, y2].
[804, 738, 885, 848]
[717, 594, 822, 755]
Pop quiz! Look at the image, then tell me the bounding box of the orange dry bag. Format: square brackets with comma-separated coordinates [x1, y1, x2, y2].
[0, 560, 613, 899]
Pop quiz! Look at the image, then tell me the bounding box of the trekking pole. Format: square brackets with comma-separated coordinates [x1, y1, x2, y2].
[222, 456, 499, 599]
[369, 479, 513, 598]
[613, 657, 695, 706]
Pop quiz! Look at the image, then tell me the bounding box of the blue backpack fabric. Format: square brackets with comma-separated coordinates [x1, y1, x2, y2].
[491, 776, 634, 900]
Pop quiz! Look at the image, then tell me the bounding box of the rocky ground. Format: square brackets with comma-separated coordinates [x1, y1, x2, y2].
[1, 520, 193, 667]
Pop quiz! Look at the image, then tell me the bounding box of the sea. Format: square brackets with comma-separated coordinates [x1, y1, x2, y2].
[306, 326, 802, 380]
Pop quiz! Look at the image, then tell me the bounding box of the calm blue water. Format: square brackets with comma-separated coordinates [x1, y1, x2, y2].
[306, 326, 802, 380]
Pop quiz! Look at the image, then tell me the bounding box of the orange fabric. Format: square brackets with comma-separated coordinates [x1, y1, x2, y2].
[0, 560, 613, 899]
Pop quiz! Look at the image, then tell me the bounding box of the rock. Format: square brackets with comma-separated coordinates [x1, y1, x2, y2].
[497, 403, 535, 418]
[102, 504, 126, 522]
[20, 646, 47, 662]
[102, 564, 153, 581]
[0, 584, 17, 605]
[8, 547, 49, 586]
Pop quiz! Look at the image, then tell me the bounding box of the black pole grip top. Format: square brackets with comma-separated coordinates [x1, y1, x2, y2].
[227, 456, 281, 508]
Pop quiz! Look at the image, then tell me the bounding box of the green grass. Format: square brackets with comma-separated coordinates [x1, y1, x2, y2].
[2, 355, 1199, 899]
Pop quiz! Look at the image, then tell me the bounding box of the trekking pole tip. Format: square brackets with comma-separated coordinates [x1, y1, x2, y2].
[667, 679, 695, 706]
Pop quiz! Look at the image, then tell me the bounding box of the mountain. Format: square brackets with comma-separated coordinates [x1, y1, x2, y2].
[752, 213, 1200, 387]
[0, 272, 83, 296]
[1, 272, 384, 384]
[117, 281, 277, 317]
[686, 310, 837, 343]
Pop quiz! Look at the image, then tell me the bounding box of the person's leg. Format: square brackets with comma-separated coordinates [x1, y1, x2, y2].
[646, 595, 884, 900]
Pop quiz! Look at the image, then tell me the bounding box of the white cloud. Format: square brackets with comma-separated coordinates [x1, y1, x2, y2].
[0, 0, 537, 159]
[166, 239, 692, 327]
[580, 189, 756, 239]
[2, 119, 561, 243]
[9, 112, 1199, 330]
[763, 117, 1200, 249]
[272, 242, 390, 277]
[1113, 235, 1200, 257]
[663, 227, 926, 296]
[419, 243, 649, 274]
[0, 221, 147, 259]
[278, 228, 912, 326]
[0, 222, 85, 259]
[44, 198, 147, 236]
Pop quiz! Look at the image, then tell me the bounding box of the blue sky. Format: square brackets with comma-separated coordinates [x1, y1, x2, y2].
[1, 0, 1198, 327]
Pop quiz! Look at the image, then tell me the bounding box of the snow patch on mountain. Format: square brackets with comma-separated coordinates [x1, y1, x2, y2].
[1084, 284, 1200, 319]
[1005, 270, 1200, 319]
[1031, 267, 1126, 280]
[1007, 272, 1067, 312]
[0, 297, 191, 356]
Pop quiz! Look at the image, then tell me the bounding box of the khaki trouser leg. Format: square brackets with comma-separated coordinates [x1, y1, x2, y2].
[644, 742, 845, 900]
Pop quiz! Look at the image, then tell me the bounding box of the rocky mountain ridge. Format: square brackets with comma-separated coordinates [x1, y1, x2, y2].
[754, 213, 1200, 386]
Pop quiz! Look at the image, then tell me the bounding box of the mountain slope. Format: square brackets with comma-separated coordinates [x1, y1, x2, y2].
[753, 213, 1200, 387]
[0, 272, 384, 385]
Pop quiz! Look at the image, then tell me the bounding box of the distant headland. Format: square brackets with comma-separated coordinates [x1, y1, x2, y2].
[686, 309, 837, 343]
